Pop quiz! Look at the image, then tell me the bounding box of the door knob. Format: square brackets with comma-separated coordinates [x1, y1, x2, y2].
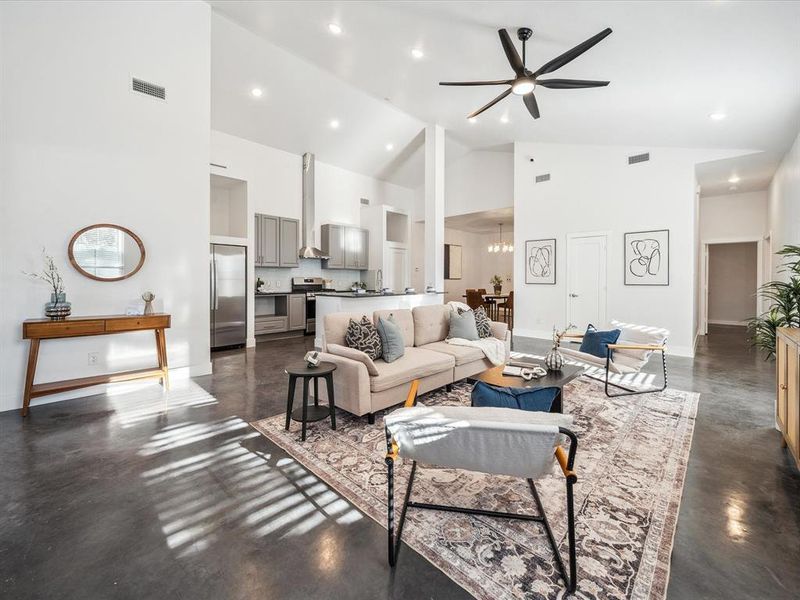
[569, 293, 579, 298]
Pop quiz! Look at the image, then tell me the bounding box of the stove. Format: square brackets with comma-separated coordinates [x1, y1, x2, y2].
[291, 277, 325, 333]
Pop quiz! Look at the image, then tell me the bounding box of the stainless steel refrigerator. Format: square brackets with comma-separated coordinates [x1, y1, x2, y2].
[210, 244, 247, 350]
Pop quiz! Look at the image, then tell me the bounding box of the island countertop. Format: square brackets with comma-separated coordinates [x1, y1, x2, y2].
[314, 291, 445, 298]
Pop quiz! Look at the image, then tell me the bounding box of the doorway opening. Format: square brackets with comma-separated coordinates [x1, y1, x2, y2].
[702, 240, 761, 334]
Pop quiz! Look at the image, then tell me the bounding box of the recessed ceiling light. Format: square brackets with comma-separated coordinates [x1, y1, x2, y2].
[250, 88, 263, 98]
[709, 112, 726, 121]
[728, 175, 740, 183]
[385, 143, 394, 151]
[468, 117, 477, 124]
[328, 23, 342, 35]
[329, 119, 340, 129]
[500, 114, 510, 124]
[411, 48, 424, 60]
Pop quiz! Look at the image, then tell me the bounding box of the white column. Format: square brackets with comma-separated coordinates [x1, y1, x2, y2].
[424, 124, 445, 290]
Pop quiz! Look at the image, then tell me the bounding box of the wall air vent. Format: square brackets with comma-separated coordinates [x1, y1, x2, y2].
[535, 173, 551, 183]
[628, 152, 650, 165]
[360, 197, 370, 205]
[131, 78, 166, 100]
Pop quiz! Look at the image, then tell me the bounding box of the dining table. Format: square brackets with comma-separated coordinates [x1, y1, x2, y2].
[462, 293, 509, 321]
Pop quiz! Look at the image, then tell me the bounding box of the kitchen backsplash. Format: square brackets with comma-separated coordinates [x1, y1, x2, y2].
[255, 259, 363, 292]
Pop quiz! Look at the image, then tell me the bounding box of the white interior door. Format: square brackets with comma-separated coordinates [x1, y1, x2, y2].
[386, 245, 408, 291]
[567, 234, 607, 329]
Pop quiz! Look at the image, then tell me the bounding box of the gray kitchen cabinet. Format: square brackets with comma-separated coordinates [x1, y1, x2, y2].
[288, 293, 306, 331]
[322, 224, 368, 270]
[278, 217, 300, 268]
[345, 227, 369, 270]
[321, 224, 345, 268]
[254, 213, 293, 268]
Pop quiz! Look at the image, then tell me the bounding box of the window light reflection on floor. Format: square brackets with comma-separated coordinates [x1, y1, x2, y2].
[140, 418, 363, 559]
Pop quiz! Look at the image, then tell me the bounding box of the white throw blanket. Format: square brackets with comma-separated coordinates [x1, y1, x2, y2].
[446, 336, 508, 366]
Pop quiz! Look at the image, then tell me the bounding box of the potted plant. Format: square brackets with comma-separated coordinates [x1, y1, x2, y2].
[490, 274, 503, 295]
[23, 248, 71, 320]
[748, 244, 800, 358]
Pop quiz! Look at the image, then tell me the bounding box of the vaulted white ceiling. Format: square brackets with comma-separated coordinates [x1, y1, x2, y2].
[210, 0, 800, 193]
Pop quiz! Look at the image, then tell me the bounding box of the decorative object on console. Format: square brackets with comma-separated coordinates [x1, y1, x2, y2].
[345, 316, 382, 360]
[525, 238, 556, 284]
[68, 223, 145, 282]
[624, 229, 669, 286]
[141, 291, 155, 315]
[490, 274, 503, 295]
[444, 244, 462, 280]
[23, 248, 71, 320]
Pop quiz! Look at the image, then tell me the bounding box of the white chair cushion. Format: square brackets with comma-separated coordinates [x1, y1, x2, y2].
[560, 346, 633, 374]
[385, 405, 573, 479]
[610, 320, 669, 372]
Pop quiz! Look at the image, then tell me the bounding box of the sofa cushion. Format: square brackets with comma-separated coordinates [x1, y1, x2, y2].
[324, 312, 371, 348]
[419, 340, 484, 366]
[610, 320, 669, 372]
[345, 316, 382, 360]
[373, 309, 414, 347]
[376, 315, 405, 363]
[326, 343, 379, 376]
[448, 309, 480, 341]
[370, 347, 455, 393]
[413, 304, 452, 346]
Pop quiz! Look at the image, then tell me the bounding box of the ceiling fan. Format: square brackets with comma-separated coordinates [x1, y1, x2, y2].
[440, 27, 612, 120]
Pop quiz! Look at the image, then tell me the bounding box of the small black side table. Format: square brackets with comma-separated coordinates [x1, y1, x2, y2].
[285, 361, 337, 441]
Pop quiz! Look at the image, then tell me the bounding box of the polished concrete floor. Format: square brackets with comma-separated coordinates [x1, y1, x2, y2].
[1, 325, 798, 599]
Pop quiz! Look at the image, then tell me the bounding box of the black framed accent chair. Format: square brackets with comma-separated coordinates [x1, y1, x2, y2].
[560, 320, 669, 397]
[383, 380, 579, 593]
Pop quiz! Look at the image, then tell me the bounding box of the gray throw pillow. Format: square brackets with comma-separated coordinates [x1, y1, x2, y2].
[377, 314, 405, 363]
[460, 305, 491, 338]
[345, 316, 382, 360]
[448, 309, 480, 341]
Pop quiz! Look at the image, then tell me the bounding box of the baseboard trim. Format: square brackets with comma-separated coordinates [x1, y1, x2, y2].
[0, 362, 213, 414]
[708, 320, 748, 327]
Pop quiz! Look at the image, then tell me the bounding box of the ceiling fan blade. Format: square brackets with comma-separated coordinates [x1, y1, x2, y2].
[468, 88, 512, 119]
[498, 29, 525, 76]
[523, 92, 540, 119]
[533, 28, 612, 77]
[537, 78, 610, 89]
[439, 80, 513, 86]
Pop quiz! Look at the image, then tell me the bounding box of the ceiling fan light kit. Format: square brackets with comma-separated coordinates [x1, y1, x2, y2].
[440, 25, 612, 120]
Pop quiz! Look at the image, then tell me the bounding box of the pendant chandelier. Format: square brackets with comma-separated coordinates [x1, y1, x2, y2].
[487, 223, 513, 253]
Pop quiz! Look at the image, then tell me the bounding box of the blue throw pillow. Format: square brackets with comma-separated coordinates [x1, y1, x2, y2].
[470, 381, 560, 413]
[377, 315, 405, 363]
[579, 324, 621, 359]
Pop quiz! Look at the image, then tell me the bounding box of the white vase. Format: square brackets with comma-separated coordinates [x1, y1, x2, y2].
[544, 347, 564, 371]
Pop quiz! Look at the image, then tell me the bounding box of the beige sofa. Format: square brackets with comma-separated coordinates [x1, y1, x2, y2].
[317, 304, 510, 421]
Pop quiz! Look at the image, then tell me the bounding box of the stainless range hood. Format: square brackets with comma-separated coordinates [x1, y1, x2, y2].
[298, 152, 329, 260]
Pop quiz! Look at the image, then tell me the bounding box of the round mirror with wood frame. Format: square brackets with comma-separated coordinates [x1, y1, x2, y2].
[68, 224, 146, 282]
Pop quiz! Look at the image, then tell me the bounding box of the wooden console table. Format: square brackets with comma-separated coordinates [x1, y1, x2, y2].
[21, 313, 171, 416]
[776, 327, 800, 468]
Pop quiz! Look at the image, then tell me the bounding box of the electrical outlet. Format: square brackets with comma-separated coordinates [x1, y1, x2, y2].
[88, 352, 99, 366]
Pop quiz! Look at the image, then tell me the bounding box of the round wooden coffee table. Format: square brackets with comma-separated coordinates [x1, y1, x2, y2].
[284, 361, 337, 441]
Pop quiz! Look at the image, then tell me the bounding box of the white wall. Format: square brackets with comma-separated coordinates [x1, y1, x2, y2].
[0, 1, 211, 413]
[513, 142, 738, 356]
[445, 150, 514, 217]
[707, 242, 758, 325]
[210, 130, 415, 344]
[768, 130, 800, 280]
[700, 191, 768, 241]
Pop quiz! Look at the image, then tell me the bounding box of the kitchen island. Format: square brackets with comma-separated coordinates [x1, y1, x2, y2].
[315, 291, 445, 348]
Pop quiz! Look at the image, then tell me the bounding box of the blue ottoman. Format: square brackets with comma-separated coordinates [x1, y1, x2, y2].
[470, 381, 561, 413]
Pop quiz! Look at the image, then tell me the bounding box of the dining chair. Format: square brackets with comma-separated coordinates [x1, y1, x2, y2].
[465, 289, 484, 311]
[498, 290, 514, 329]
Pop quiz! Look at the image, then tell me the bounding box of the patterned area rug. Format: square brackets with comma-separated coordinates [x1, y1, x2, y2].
[251, 375, 698, 599]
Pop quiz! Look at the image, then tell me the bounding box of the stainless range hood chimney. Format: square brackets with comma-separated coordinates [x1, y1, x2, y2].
[298, 152, 329, 259]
